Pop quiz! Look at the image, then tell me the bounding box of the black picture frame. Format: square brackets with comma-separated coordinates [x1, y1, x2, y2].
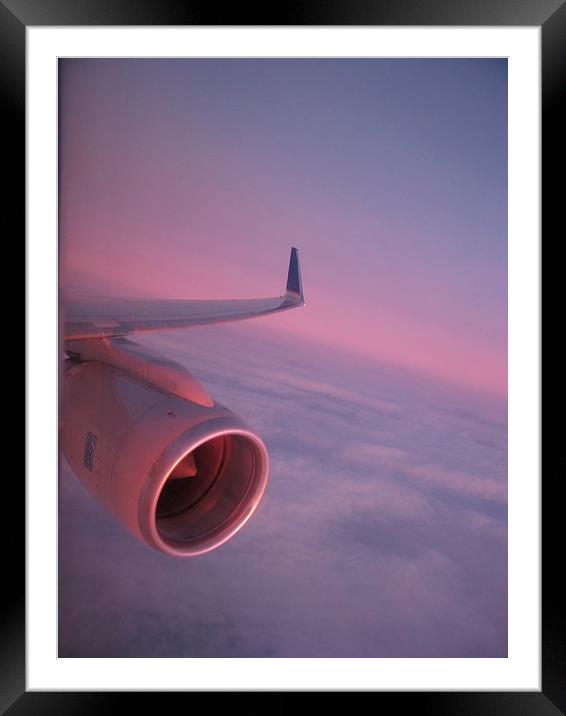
[11, 0, 557, 711]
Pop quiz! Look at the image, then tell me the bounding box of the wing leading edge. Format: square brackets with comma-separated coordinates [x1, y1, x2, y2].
[64, 247, 304, 342]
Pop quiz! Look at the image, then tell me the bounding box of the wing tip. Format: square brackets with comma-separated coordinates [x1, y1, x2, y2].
[285, 246, 304, 304]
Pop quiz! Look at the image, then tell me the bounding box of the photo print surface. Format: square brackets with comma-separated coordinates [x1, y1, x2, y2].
[59, 58, 507, 658]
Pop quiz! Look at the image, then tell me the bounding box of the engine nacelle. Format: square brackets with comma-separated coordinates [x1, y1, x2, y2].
[61, 359, 269, 557]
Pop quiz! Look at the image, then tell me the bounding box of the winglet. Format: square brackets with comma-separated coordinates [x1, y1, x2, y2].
[285, 247, 304, 303]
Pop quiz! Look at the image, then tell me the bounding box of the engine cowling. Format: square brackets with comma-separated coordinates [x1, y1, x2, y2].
[61, 359, 269, 557]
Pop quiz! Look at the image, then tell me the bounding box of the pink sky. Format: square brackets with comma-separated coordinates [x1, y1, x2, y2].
[60, 58, 507, 398]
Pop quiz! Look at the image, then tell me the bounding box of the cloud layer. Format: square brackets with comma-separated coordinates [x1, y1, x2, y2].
[59, 325, 507, 657]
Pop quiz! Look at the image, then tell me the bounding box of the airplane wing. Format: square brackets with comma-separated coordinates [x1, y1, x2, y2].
[64, 247, 304, 342]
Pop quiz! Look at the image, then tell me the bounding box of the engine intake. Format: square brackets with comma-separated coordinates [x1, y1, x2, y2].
[141, 426, 268, 556]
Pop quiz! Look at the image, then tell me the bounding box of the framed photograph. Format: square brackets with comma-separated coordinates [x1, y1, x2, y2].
[14, 0, 556, 710]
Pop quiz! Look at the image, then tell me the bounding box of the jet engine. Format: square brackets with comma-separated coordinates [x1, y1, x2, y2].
[61, 350, 269, 557]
